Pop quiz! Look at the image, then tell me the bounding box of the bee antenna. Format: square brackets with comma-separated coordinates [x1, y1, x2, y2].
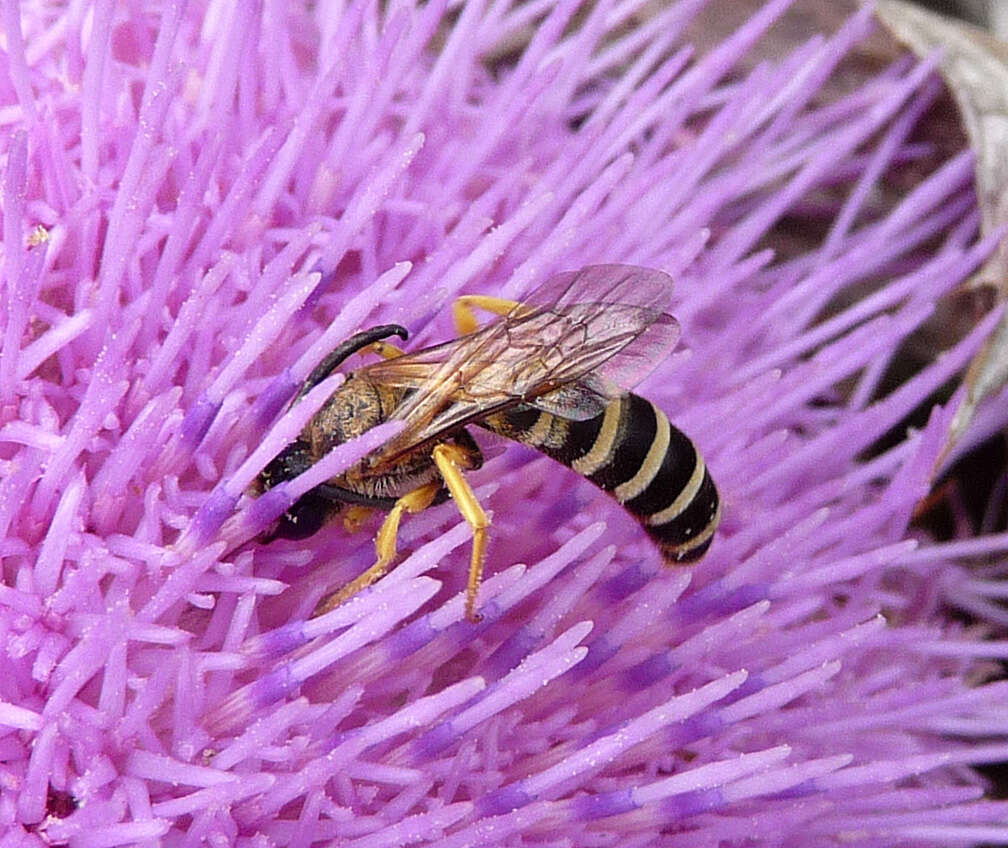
[301, 324, 410, 394]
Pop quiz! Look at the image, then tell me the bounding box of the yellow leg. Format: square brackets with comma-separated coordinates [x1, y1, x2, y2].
[314, 482, 441, 616]
[432, 443, 490, 622]
[360, 340, 404, 360]
[452, 295, 528, 335]
[342, 505, 373, 533]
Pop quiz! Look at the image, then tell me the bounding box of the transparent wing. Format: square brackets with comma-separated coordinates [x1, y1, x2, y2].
[356, 265, 679, 467]
[528, 379, 613, 420]
[517, 263, 675, 314]
[508, 264, 678, 388]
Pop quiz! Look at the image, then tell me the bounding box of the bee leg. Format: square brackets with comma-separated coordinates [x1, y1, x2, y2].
[431, 443, 490, 623]
[342, 505, 373, 532]
[359, 340, 404, 360]
[313, 482, 441, 616]
[452, 295, 530, 335]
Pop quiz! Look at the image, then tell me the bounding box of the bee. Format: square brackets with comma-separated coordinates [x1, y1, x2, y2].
[256, 265, 720, 621]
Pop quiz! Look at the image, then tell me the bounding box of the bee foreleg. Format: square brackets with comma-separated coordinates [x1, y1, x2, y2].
[342, 505, 373, 532]
[313, 482, 441, 616]
[432, 443, 490, 623]
[452, 295, 529, 335]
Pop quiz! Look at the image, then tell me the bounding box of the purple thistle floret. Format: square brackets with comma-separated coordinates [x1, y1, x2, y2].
[4, 0, 1008, 844]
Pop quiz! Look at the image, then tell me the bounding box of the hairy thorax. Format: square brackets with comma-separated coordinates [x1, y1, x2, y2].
[306, 376, 443, 501]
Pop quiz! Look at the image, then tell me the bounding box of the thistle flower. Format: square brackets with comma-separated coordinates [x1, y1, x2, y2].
[4, 1, 1008, 845]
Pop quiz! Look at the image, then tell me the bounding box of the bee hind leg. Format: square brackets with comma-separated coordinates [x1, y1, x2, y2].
[452, 295, 530, 335]
[432, 442, 490, 623]
[313, 482, 441, 616]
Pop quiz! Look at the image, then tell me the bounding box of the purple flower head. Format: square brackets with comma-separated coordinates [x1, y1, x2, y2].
[4, 1, 1008, 845]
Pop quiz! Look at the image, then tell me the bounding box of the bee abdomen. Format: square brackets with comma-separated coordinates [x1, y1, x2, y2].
[483, 393, 719, 562]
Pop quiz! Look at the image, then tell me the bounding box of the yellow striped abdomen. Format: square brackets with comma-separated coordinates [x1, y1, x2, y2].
[480, 393, 720, 562]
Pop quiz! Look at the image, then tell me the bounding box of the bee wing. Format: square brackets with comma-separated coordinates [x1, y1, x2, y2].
[518, 263, 675, 315]
[512, 264, 679, 392]
[526, 379, 612, 420]
[357, 265, 680, 465]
